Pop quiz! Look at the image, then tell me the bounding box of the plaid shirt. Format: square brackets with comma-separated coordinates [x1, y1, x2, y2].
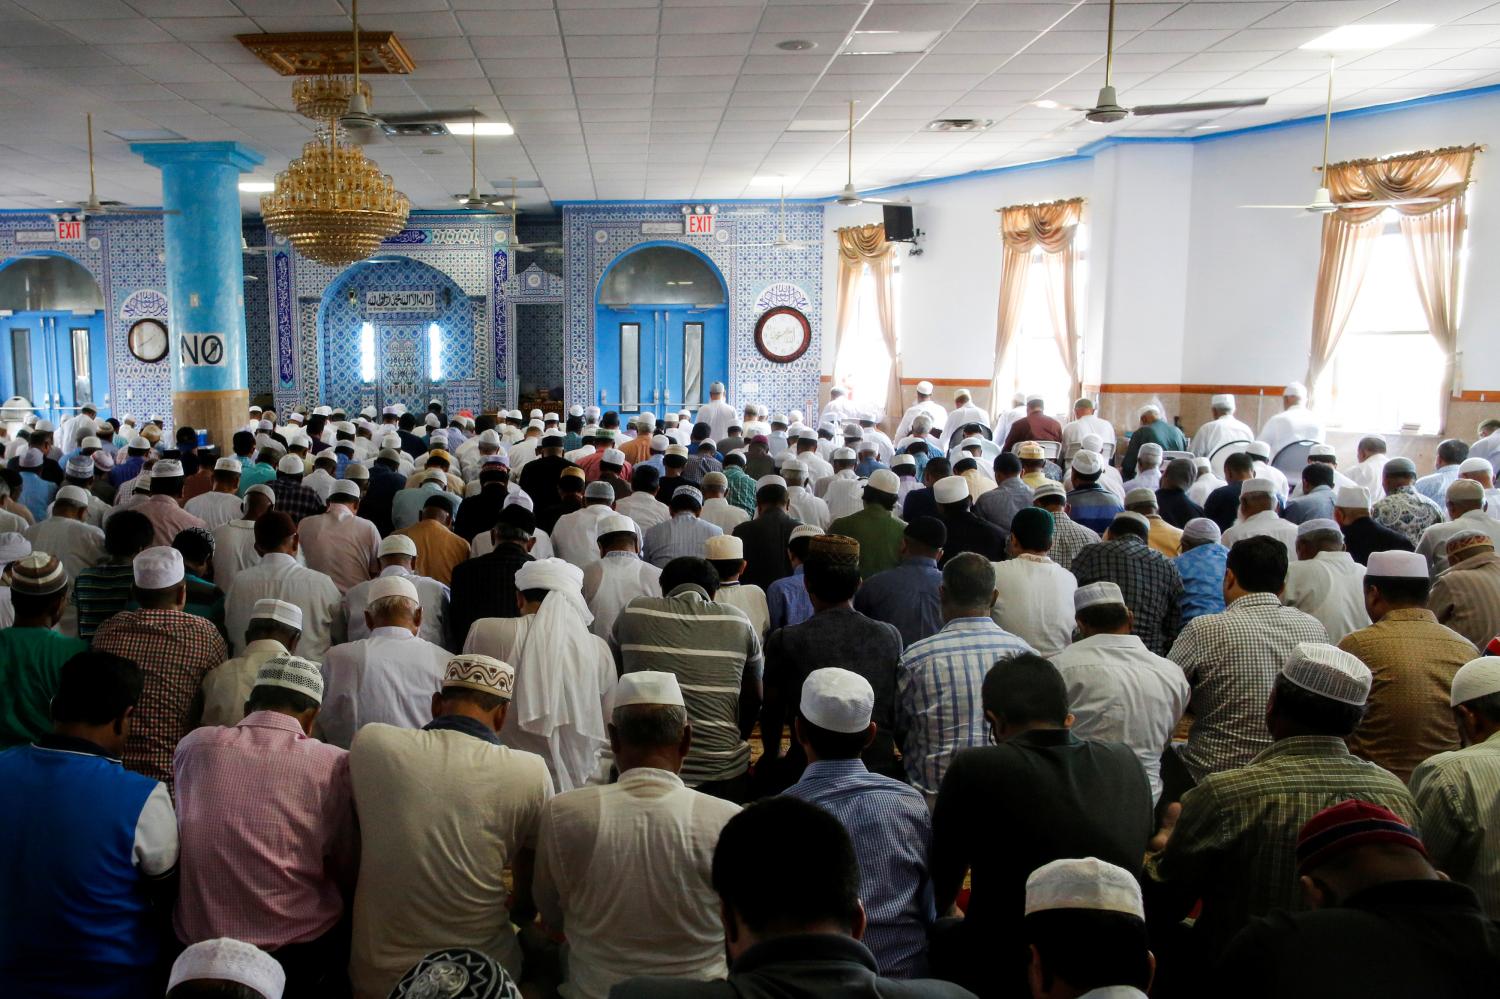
[895, 617, 1035, 794]
[1168, 593, 1328, 782]
[92, 608, 228, 792]
[267, 476, 327, 523]
[1149, 735, 1417, 953]
[1071, 536, 1184, 656]
[724, 465, 758, 514]
[1046, 511, 1099, 571]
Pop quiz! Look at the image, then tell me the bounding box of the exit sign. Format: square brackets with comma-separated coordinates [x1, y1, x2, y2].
[54, 218, 84, 242]
[685, 213, 714, 235]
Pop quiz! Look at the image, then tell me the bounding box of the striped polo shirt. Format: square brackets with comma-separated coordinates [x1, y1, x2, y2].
[615, 584, 764, 785]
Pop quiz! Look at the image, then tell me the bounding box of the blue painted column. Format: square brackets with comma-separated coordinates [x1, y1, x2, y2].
[132, 141, 264, 449]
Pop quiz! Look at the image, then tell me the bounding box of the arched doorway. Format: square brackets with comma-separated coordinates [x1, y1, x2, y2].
[0, 253, 108, 426]
[318, 256, 473, 414]
[595, 243, 728, 421]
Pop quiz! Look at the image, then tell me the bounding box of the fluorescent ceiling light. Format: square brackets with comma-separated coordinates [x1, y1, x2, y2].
[238, 180, 275, 192]
[843, 29, 939, 55]
[1299, 23, 1433, 51]
[446, 122, 515, 136]
[787, 119, 848, 132]
[1032, 99, 1062, 109]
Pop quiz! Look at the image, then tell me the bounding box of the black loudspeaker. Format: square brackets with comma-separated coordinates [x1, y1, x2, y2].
[882, 204, 915, 242]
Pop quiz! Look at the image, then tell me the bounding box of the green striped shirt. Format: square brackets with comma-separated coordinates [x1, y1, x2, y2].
[1411, 730, 1500, 919]
[73, 560, 136, 641]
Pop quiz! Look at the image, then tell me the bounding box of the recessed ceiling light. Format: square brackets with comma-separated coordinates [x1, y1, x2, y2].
[926, 118, 994, 133]
[238, 180, 275, 193]
[1299, 23, 1433, 51]
[843, 29, 939, 55]
[446, 122, 515, 136]
[776, 39, 817, 51]
[1032, 99, 1062, 110]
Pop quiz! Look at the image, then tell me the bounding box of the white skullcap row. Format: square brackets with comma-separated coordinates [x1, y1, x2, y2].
[801, 667, 875, 733]
[1367, 549, 1428, 579]
[789, 523, 823, 543]
[514, 557, 584, 594]
[1459, 457, 1493, 475]
[613, 670, 685, 710]
[169, 939, 284, 998]
[1452, 657, 1500, 707]
[55, 484, 91, 507]
[1071, 450, 1103, 475]
[1025, 857, 1144, 920]
[368, 574, 420, 603]
[1336, 484, 1371, 509]
[1181, 518, 1221, 544]
[1281, 642, 1371, 706]
[934, 475, 970, 504]
[1240, 477, 1277, 497]
[134, 546, 184, 589]
[254, 654, 323, 703]
[704, 535, 744, 560]
[1074, 580, 1124, 611]
[597, 513, 637, 537]
[251, 598, 302, 630]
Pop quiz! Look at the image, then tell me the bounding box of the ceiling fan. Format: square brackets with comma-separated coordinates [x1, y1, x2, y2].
[63, 113, 179, 219]
[1039, 0, 1271, 124]
[729, 182, 816, 250]
[453, 114, 508, 211]
[835, 101, 910, 207]
[1241, 57, 1439, 215]
[494, 178, 563, 253]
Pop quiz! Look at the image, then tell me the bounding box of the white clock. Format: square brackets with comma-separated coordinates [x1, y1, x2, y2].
[127, 318, 169, 363]
[754, 307, 811, 363]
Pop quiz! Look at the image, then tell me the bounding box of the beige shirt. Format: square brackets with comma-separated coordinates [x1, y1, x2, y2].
[348, 723, 552, 999]
[714, 581, 769, 637]
[199, 639, 290, 727]
[299, 505, 381, 593]
[534, 768, 739, 999]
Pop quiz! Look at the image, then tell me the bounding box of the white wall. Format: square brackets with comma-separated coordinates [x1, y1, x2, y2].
[822, 86, 1500, 395]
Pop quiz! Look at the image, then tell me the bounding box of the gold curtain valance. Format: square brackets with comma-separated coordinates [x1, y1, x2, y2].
[1327, 144, 1481, 223]
[836, 223, 893, 263]
[997, 197, 1085, 253]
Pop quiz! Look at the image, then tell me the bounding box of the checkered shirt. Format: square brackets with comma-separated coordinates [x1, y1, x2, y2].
[1071, 536, 1184, 656]
[724, 465, 758, 514]
[1047, 511, 1100, 571]
[92, 608, 229, 792]
[267, 476, 327, 523]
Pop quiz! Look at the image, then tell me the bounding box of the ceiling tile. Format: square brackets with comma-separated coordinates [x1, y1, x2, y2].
[559, 8, 660, 33]
[662, 6, 764, 33]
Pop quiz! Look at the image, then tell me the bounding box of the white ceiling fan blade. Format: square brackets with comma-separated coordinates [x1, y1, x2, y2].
[1130, 97, 1270, 116]
[1240, 204, 1318, 209]
[1334, 197, 1441, 208]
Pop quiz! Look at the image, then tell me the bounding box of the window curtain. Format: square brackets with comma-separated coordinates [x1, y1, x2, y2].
[834, 223, 901, 419]
[1308, 145, 1479, 398]
[994, 198, 1084, 411]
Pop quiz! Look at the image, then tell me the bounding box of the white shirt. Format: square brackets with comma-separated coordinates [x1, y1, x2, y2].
[794, 449, 833, 481]
[533, 767, 739, 999]
[1051, 632, 1190, 803]
[616, 491, 670, 534]
[1418, 509, 1500, 576]
[824, 472, 866, 522]
[946, 403, 993, 444]
[700, 497, 749, 534]
[345, 565, 450, 648]
[212, 519, 312, 583]
[318, 625, 450, 749]
[1062, 414, 1117, 455]
[1252, 459, 1290, 501]
[472, 528, 554, 560]
[200, 638, 291, 728]
[1282, 551, 1371, 644]
[1345, 454, 1388, 504]
[1221, 508, 1298, 560]
[895, 399, 947, 441]
[1122, 468, 1162, 495]
[1187, 472, 1225, 508]
[786, 485, 831, 530]
[991, 556, 1077, 657]
[1190, 415, 1254, 459]
[553, 504, 636, 571]
[184, 490, 242, 532]
[25, 515, 104, 636]
[508, 438, 541, 475]
[714, 581, 769, 637]
[298, 504, 381, 593]
[302, 467, 337, 503]
[820, 396, 859, 430]
[697, 398, 737, 441]
[582, 551, 661, 641]
[1258, 404, 1326, 457]
[224, 551, 345, 660]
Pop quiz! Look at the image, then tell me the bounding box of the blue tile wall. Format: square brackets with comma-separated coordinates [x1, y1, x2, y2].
[241, 220, 272, 402]
[517, 302, 564, 401]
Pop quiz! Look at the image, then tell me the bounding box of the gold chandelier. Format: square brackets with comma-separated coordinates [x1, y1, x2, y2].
[260, 1, 409, 267]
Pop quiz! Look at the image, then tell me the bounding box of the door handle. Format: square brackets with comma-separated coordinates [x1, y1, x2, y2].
[600, 389, 608, 405]
[653, 388, 660, 404]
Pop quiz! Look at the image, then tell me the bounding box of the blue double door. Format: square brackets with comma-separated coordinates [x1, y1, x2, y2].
[595, 305, 727, 421]
[0, 310, 108, 423]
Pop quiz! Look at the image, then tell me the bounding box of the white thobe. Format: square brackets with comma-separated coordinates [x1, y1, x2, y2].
[820, 397, 859, 430]
[1061, 415, 1117, 455]
[1417, 509, 1500, 576]
[991, 556, 1077, 657]
[224, 552, 345, 659]
[553, 505, 637, 571]
[616, 491, 670, 533]
[471, 528, 554, 560]
[582, 552, 661, 641]
[1345, 454, 1388, 503]
[1122, 468, 1162, 495]
[715, 581, 769, 637]
[697, 399, 737, 441]
[895, 399, 947, 441]
[786, 486, 831, 529]
[824, 472, 865, 522]
[345, 565, 450, 648]
[184, 491, 242, 532]
[1221, 508, 1298, 559]
[1051, 633, 1190, 803]
[1187, 473, 1226, 508]
[700, 497, 749, 534]
[200, 638, 291, 728]
[532, 768, 737, 999]
[1282, 551, 1371, 644]
[1252, 460, 1290, 501]
[303, 468, 336, 503]
[794, 450, 833, 481]
[1258, 404, 1326, 457]
[0, 505, 27, 534]
[509, 439, 541, 475]
[299, 505, 382, 593]
[317, 626, 451, 749]
[24, 516, 104, 636]
[946, 403, 994, 444]
[1189, 416, 1255, 459]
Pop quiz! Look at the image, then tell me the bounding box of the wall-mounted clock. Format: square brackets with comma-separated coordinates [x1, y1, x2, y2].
[127, 318, 169, 363]
[754, 306, 811, 363]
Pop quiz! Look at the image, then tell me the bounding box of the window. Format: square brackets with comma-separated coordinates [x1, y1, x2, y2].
[683, 321, 704, 406]
[427, 322, 443, 381]
[1317, 220, 1459, 434]
[835, 261, 897, 411]
[999, 238, 1087, 415]
[71, 328, 91, 406]
[620, 322, 640, 409]
[359, 322, 375, 382]
[11, 329, 31, 402]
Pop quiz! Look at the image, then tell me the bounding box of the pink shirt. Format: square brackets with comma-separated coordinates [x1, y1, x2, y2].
[299, 504, 381, 593]
[172, 711, 356, 948]
[136, 493, 208, 548]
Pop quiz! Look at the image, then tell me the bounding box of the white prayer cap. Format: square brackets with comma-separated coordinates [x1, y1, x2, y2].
[959, 436, 985, 450]
[1284, 381, 1308, 399]
[509, 409, 523, 420]
[584, 480, 615, 501]
[379, 535, 418, 558]
[842, 422, 863, 438]
[360, 406, 377, 418]
[1246, 441, 1271, 460]
[832, 446, 857, 461]
[547, 411, 563, 422]
[800, 667, 874, 733]
[133, 546, 184, 589]
[867, 469, 901, 495]
[478, 429, 501, 446]
[934, 475, 970, 504]
[530, 408, 544, 419]
[214, 457, 242, 473]
[702, 471, 729, 488]
[313, 405, 333, 416]
[287, 412, 304, 424]
[1366, 549, 1428, 579]
[244, 484, 275, 507]
[249, 405, 264, 414]
[1137, 402, 1162, 419]
[18, 447, 42, 469]
[1074, 580, 1124, 611]
[1182, 517, 1221, 544]
[1210, 393, 1235, 409]
[598, 513, 637, 537]
[705, 534, 744, 560]
[916, 380, 934, 394]
[1124, 487, 1155, 506]
[1080, 433, 1103, 452]
[1240, 477, 1277, 497]
[672, 484, 704, 507]
[1138, 442, 1163, 459]
[790, 523, 823, 543]
[0, 532, 30, 564]
[1309, 443, 1337, 458]
[1297, 518, 1342, 537]
[650, 434, 670, 451]
[1025, 858, 1144, 920]
[613, 670, 685, 710]
[587, 406, 602, 420]
[756, 473, 787, 490]
[1280, 642, 1371, 706]
[515, 557, 585, 594]
[782, 458, 809, 475]
[602, 447, 626, 466]
[1335, 484, 1370, 509]
[169, 939, 285, 999]
[1448, 478, 1485, 503]
[665, 444, 689, 459]
[504, 491, 534, 512]
[568, 405, 584, 418]
[251, 597, 302, 630]
[330, 480, 360, 501]
[424, 413, 440, 428]
[276, 454, 304, 475]
[382, 406, 399, 417]
[81, 436, 102, 450]
[1451, 657, 1500, 707]
[856, 439, 879, 454]
[55, 484, 91, 507]
[1032, 480, 1066, 501]
[797, 428, 819, 442]
[444, 654, 515, 700]
[892, 454, 916, 469]
[368, 574, 419, 604]
[1194, 457, 1212, 472]
[1460, 457, 1493, 475]
[254, 654, 323, 704]
[129, 435, 152, 450]
[1071, 450, 1103, 475]
[32, 419, 53, 433]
